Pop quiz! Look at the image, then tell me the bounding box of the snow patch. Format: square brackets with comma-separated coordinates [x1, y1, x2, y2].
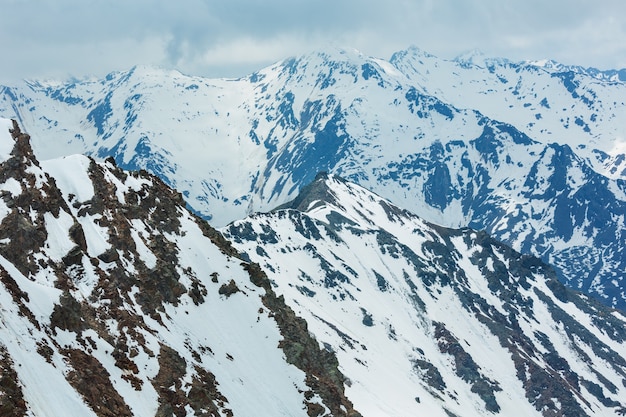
[43, 210, 77, 261]
[41, 155, 95, 203]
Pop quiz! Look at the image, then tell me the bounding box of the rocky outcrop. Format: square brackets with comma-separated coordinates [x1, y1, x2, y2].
[0, 345, 27, 417]
[244, 262, 361, 417]
[0, 120, 69, 277]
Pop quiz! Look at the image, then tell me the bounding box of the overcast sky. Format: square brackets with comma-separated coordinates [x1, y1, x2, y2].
[1, 0, 625, 83]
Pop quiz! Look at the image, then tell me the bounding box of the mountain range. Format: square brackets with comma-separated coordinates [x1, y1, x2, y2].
[1, 46, 625, 311]
[1, 118, 626, 416]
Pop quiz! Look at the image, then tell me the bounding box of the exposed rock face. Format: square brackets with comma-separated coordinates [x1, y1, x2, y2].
[63, 348, 134, 417]
[0, 120, 359, 416]
[244, 261, 360, 417]
[1, 120, 68, 277]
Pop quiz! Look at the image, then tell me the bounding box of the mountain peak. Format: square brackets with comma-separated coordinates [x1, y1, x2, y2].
[389, 46, 436, 67]
[403, 45, 436, 58]
[454, 48, 486, 64]
[0, 118, 16, 160]
[453, 49, 514, 69]
[274, 171, 338, 212]
[273, 172, 424, 237]
[1, 118, 43, 181]
[7, 119, 35, 160]
[309, 45, 366, 60]
[283, 46, 375, 72]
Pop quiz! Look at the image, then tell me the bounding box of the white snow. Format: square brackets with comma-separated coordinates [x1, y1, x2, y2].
[129, 219, 157, 269]
[41, 154, 95, 202]
[0, 177, 20, 220]
[77, 213, 111, 257]
[42, 210, 76, 260]
[1, 177, 22, 196]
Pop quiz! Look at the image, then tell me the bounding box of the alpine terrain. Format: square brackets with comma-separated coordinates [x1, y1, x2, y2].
[1, 46, 625, 310]
[1, 119, 625, 416]
[223, 172, 626, 417]
[0, 119, 359, 417]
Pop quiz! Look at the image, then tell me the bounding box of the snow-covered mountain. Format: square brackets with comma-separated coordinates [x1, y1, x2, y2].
[1, 46, 625, 310]
[223, 172, 626, 417]
[0, 119, 358, 417]
[2, 119, 626, 416]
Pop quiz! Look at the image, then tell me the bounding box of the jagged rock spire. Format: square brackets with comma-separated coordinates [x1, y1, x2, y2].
[8, 119, 35, 160]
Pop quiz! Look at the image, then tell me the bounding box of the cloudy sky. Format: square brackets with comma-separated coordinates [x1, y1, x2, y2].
[1, 0, 625, 83]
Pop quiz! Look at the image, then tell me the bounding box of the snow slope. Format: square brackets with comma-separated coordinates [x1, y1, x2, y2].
[2, 118, 626, 416]
[224, 172, 626, 417]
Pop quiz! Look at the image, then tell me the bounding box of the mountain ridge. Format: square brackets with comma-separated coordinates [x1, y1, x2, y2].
[1, 119, 626, 416]
[223, 171, 626, 416]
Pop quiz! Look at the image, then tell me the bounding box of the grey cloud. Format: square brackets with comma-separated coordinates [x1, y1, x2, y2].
[1, 0, 625, 82]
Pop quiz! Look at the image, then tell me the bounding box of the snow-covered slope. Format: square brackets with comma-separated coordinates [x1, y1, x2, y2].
[391, 47, 626, 178]
[0, 119, 358, 416]
[223, 172, 626, 417]
[1, 47, 625, 310]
